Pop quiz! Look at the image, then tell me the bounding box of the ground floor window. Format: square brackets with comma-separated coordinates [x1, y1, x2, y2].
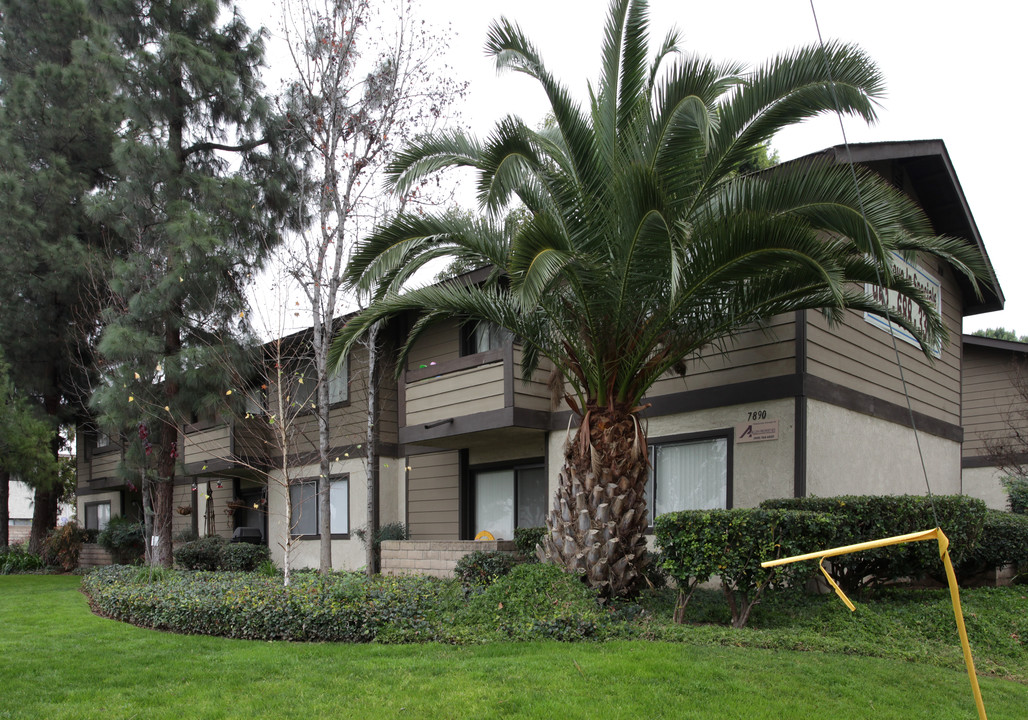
[84, 501, 111, 532]
[472, 464, 546, 540]
[290, 476, 349, 537]
[645, 434, 729, 525]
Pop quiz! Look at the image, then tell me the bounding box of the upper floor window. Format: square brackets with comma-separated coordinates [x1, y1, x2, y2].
[645, 435, 729, 525]
[95, 432, 110, 450]
[461, 321, 511, 356]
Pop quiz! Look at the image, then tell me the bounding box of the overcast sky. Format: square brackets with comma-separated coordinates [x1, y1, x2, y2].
[252, 0, 1027, 335]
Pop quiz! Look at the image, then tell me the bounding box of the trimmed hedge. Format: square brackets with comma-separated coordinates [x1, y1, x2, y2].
[1002, 476, 1028, 515]
[82, 566, 450, 642]
[957, 510, 1028, 580]
[654, 508, 836, 628]
[759, 495, 988, 591]
[173, 537, 270, 572]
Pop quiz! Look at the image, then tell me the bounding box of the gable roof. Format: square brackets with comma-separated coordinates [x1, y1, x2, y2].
[811, 140, 1003, 316]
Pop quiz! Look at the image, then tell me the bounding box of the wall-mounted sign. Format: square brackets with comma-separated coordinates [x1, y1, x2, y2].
[864, 252, 942, 358]
[736, 419, 778, 443]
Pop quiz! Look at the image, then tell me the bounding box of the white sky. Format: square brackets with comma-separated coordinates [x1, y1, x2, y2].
[250, 0, 1027, 335]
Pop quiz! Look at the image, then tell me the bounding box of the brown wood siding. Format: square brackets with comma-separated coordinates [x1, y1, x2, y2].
[90, 449, 122, 481]
[405, 363, 505, 426]
[646, 314, 797, 398]
[172, 483, 194, 537]
[512, 346, 555, 411]
[407, 319, 460, 369]
[377, 356, 399, 446]
[407, 450, 460, 540]
[962, 346, 1027, 459]
[184, 424, 231, 466]
[805, 262, 962, 425]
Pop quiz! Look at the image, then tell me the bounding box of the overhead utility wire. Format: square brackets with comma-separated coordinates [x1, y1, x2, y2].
[807, 0, 940, 528]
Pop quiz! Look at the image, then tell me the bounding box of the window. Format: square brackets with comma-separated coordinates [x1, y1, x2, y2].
[84, 502, 111, 531]
[289, 477, 349, 536]
[645, 435, 729, 525]
[328, 354, 348, 404]
[471, 464, 546, 540]
[95, 432, 110, 450]
[461, 321, 511, 356]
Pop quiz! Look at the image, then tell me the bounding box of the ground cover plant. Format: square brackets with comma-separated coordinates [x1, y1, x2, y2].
[3, 575, 1027, 719]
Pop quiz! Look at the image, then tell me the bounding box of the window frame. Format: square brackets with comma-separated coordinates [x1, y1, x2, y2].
[645, 429, 733, 530]
[460, 320, 512, 357]
[464, 457, 547, 540]
[288, 475, 350, 539]
[84, 501, 112, 532]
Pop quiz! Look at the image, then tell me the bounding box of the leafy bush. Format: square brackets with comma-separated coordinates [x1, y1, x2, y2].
[513, 526, 546, 560]
[454, 550, 519, 587]
[0, 544, 43, 574]
[956, 511, 1028, 581]
[82, 528, 100, 544]
[462, 563, 610, 640]
[98, 516, 145, 565]
[81, 566, 456, 643]
[1001, 476, 1028, 515]
[41, 522, 86, 571]
[353, 521, 409, 570]
[655, 508, 836, 627]
[220, 543, 270, 572]
[759, 495, 988, 591]
[173, 536, 226, 571]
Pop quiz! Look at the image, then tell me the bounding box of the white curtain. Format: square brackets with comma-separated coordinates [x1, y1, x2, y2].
[645, 438, 727, 523]
[474, 469, 514, 540]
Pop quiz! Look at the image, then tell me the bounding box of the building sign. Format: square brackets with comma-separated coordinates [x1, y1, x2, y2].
[864, 252, 942, 358]
[735, 419, 778, 443]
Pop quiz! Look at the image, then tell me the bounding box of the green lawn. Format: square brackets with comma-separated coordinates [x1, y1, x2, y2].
[1, 575, 1025, 719]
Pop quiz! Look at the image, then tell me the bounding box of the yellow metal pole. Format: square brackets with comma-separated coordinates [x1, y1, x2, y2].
[762, 528, 987, 720]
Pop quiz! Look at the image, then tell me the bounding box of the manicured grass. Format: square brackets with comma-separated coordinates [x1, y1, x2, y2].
[1, 576, 1026, 719]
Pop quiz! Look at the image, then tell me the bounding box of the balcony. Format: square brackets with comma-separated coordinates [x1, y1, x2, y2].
[399, 344, 554, 445]
[182, 417, 272, 476]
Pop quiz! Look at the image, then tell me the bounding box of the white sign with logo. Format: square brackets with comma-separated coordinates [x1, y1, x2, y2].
[864, 252, 942, 358]
[736, 419, 779, 443]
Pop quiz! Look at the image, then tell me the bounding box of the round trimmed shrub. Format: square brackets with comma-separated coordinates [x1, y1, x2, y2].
[220, 542, 270, 572]
[454, 550, 519, 587]
[173, 536, 225, 570]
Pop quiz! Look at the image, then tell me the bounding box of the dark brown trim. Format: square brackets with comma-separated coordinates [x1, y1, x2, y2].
[458, 449, 470, 540]
[962, 334, 1028, 354]
[406, 349, 503, 383]
[503, 341, 515, 408]
[794, 310, 808, 498]
[399, 407, 551, 445]
[78, 478, 126, 492]
[803, 375, 963, 443]
[961, 452, 1028, 469]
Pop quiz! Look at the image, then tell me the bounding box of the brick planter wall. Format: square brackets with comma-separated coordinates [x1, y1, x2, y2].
[79, 543, 113, 569]
[380, 540, 516, 578]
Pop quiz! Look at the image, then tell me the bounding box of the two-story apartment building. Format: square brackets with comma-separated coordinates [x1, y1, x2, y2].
[76, 140, 1010, 572]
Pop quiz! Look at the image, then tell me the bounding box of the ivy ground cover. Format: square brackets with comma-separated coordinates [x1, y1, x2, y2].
[2, 575, 1027, 719]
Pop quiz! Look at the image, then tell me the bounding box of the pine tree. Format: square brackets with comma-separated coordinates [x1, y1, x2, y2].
[0, 0, 119, 551]
[88, 0, 296, 566]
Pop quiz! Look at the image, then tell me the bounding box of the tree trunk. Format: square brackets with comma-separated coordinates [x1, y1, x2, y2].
[538, 406, 650, 597]
[317, 375, 332, 574]
[365, 321, 380, 577]
[0, 470, 9, 547]
[28, 486, 58, 554]
[152, 423, 176, 568]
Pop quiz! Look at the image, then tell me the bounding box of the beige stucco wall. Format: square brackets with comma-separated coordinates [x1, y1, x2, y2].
[76, 491, 123, 524]
[545, 397, 796, 510]
[805, 400, 960, 497]
[961, 466, 1010, 511]
[267, 455, 402, 572]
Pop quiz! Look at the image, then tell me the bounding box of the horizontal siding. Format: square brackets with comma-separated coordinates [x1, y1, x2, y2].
[172, 483, 194, 538]
[90, 450, 122, 481]
[406, 363, 504, 425]
[513, 346, 554, 412]
[962, 346, 1027, 459]
[647, 314, 797, 398]
[184, 425, 231, 465]
[407, 450, 459, 540]
[806, 261, 963, 425]
[407, 319, 460, 369]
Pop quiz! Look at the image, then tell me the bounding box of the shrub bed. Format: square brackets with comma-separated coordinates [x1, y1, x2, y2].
[173, 536, 270, 572]
[0, 543, 44, 574]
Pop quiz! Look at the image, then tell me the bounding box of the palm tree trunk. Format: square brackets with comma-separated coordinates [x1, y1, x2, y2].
[539, 407, 650, 597]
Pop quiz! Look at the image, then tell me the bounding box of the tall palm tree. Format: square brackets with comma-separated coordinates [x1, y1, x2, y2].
[331, 0, 984, 596]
